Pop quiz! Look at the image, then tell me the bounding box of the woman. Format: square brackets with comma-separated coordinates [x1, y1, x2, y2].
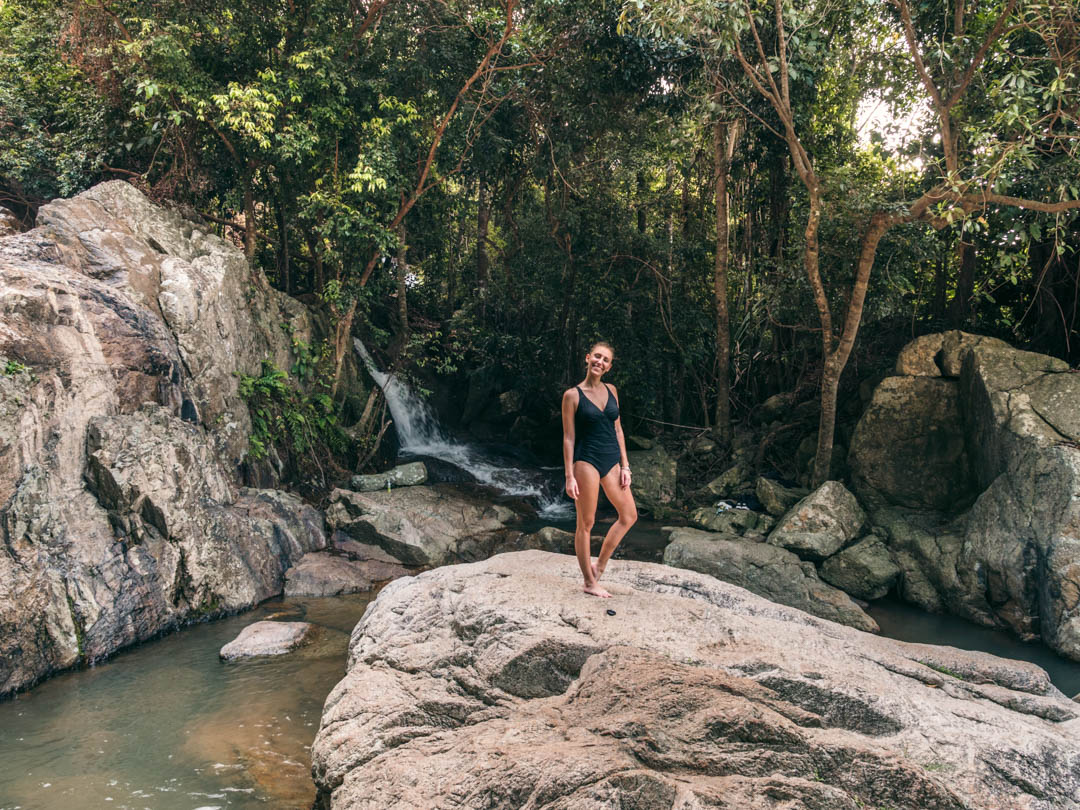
[562, 341, 637, 598]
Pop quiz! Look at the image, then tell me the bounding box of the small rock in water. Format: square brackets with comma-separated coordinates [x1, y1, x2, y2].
[219, 621, 315, 661]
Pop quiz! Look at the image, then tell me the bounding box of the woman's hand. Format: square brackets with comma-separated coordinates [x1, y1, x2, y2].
[620, 467, 632, 489]
[565, 476, 579, 500]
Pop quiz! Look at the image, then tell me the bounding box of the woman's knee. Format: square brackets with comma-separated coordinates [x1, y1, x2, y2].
[577, 515, 595, 533]
[619, 504, 638, 527]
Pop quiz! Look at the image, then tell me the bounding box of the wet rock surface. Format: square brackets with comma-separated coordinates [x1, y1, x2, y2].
[219, 620, 316, 660]
[312, 551, 1080, 809]
[0, 182, 324, 696]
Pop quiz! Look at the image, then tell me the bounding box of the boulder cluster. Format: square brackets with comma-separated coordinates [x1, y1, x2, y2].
[0, 182, 326, 696]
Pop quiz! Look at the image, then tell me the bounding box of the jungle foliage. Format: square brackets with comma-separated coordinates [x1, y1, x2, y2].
[2, 0, 1078, 481]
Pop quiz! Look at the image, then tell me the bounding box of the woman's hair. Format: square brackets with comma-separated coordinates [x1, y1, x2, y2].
[588, 341, 615, 361]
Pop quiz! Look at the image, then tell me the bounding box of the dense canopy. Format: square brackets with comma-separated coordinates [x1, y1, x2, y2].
[2, 0, 1078, 482]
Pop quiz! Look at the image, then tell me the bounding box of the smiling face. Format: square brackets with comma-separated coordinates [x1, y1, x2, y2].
[585, 344, 614, 377]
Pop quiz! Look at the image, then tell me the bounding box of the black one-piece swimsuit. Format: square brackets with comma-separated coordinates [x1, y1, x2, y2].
[573, 385, 621, 477]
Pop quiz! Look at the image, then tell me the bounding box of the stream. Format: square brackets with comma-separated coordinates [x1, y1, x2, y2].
[0, 594, 375, 810]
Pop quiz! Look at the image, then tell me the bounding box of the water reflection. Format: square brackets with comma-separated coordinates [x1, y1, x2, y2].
[0, 594, 373, 810]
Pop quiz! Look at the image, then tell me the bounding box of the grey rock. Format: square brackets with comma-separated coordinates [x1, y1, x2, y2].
[627, 444, 675, 512]
[349, 461, 428, 492]
[819, 536, 901, 601]
[0, 206, 21, 237]
[848, 376, 974, 510]
[872, 507, 967, 616]
[768, 481, 866, 560]
[517, 526, 608, 556]
[755, 476, 808, 516]
[0, 182, 325, 697]
[627, 435, 653, 450]
[758, 391, 795, 421]
[939, 330, 1014, 377]
[702, 462, 751, 498]
[664, 527, 877, 631]
[689, 505, 769, 535]
[331, 534, 405, 564]
[312, 551, 1080, 810]
[687, 435, 716, 455]
[497, 390, 522, 415]
[284, 552, 408, 597]
[219, 621, 315, 660]
[325, 485, 514, 566]
[893, 331, 1012, 378]
[893, 332, 949, 376]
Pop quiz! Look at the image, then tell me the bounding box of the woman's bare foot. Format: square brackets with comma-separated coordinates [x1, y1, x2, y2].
[583, 582, 612, 598]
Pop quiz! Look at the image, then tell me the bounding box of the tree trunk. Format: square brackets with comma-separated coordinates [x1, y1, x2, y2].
[395, 219, 409, 348]
[476, 176, 490, 319]
[932, 252, 948, 320]
[275, 182, 291, 294]
[712, 118, 739, 443]
[810, 212, 891, 486]
[950, 239, 976, 327]
[636, 170, 647, 234]
[243, 173, 257, 266]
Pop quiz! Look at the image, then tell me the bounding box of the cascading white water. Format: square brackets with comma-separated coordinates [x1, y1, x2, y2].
[354, 339, 573, 518]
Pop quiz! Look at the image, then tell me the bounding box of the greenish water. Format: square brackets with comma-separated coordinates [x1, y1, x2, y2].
[868, 597, 1080, 697]
[0, 593, 374, 810]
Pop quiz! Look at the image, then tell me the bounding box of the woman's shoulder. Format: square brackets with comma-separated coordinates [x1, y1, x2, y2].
[562, 386, 580, 402]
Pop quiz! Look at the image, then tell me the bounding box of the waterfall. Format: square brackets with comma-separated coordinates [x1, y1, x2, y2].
[354, 339, 572, 518]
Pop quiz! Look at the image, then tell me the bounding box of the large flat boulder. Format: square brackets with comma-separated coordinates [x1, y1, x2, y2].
[0, 182, 325, 697]
[311, 551, 1080, 809]
[325, 485, 515, 566]
[663, 527, 877, 631]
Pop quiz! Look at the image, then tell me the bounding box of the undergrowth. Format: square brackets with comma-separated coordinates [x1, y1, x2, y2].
[236, 337, 349, 492]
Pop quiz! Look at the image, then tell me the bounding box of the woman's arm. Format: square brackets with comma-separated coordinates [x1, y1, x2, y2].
[561, 388, 580, 499]
[607, 384, 632, 489]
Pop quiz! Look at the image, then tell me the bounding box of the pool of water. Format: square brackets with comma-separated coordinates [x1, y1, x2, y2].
[0, 593, 375, 810]
[867, 597, 1080, 697]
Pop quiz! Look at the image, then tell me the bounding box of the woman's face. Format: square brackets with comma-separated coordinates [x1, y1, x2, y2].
[586, 346, 613, 376]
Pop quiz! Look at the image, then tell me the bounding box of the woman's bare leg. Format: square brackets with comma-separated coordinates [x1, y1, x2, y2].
[595, 466, 638, 579]
[573, 461, 610, 597]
